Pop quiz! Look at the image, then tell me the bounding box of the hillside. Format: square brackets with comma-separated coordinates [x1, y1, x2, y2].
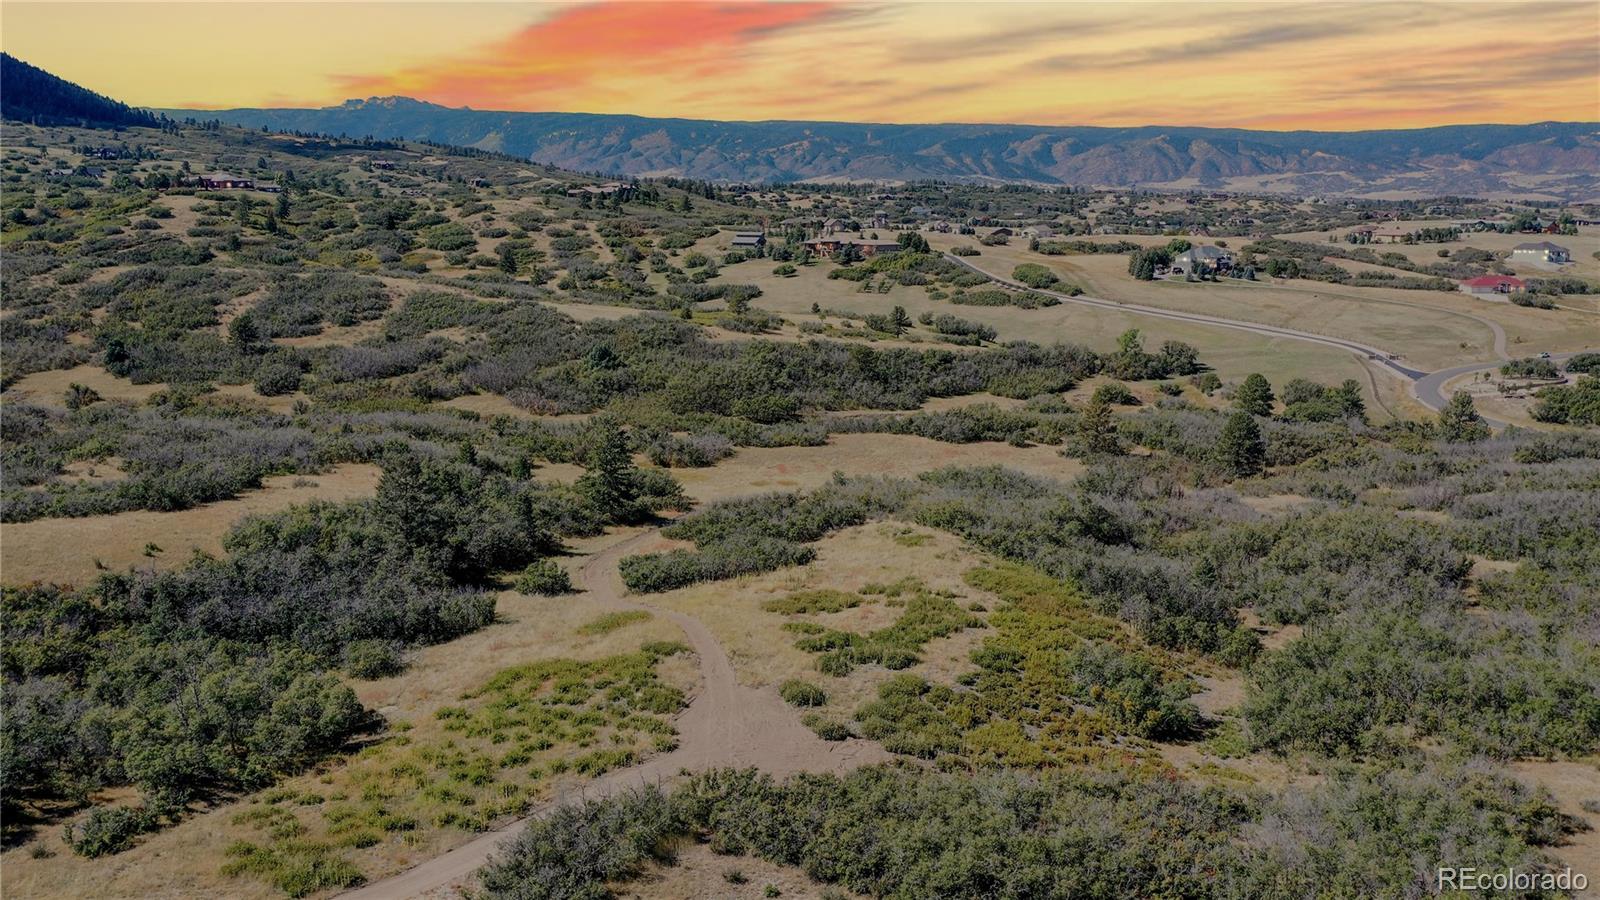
[179, 97, 1600, 199]
[1, 54, 160, 129]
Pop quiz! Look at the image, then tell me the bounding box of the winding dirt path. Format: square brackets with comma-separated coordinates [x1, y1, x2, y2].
[340, 528, 888, 900]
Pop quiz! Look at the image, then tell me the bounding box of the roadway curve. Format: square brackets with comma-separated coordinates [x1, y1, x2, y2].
[340, 528, 888, 900]
[943, 253, 1430, 380]
[1412, 348, 1597, 418]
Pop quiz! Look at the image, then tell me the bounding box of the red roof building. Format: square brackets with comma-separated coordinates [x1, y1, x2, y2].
[1459, 275, 1526, 297]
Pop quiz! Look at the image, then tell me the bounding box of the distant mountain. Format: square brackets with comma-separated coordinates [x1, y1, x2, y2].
[171, 97, 1600, 199]
[1, 54, 159, 129]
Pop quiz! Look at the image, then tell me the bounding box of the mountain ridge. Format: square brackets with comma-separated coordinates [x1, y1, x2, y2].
[145, 95, 1600, 199]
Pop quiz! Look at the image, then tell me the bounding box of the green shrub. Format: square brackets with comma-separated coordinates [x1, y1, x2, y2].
[779, 680, 828, 707]
[801, 714, 852, 741]
[344, 640, 405, 680]
[578, 610, 652, 635]
[1091, 383, 1138, 406]
[63, 806, 159, 858]
[514, 559, 573, 595]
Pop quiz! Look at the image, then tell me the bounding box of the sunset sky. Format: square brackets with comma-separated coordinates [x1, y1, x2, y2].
[4, 1, 1597, 130]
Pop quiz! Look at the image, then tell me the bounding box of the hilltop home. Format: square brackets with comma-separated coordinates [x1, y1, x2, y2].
[1459, 275, 1526, 298]
[1170, 245, 1234, 275]
[803, 237, 901, 258]
[565, 182, 632, 200]
[200, 172, 254, 190]
[1511, 241, 1570, 265]
[730, 231, 766, 249]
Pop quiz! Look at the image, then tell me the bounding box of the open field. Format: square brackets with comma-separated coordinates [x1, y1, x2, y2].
[668, 433, 1084, 504]
[716, 247, 1404, 417]
[2, 464, 382, 586]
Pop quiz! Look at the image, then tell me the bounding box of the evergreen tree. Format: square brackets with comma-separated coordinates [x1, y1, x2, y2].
[1077, 397, 1122, 456]
[1235, 373, 1275, 417]
[1438, 391, 1490, 442]
[889, 305, 912, 333]
[228, 311, 260, 353]
[1216, 411, 1266, 477]
[576, 423, 645, 523]
[1336, 379, 1366, 420]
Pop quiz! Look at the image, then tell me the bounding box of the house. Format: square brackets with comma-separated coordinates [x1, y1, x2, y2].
[200, 172, 254, 190]
[564, 181, 632, 200]
[803, 237, 902, 258]
[730, 231, 766, 249]
[1169, 245, 1234, 275]
[821, 217, 859, 235]
[80, 166, 106, 179]
[1459, 275, 1526, 298]
[989, 227, 1014, 238]
[1023, 225, 1056, 239]
[371, 161, 397, 170]
[1511, 241, 1570, 265]
[255, 182, 282, 193]
[1370, 226, 1412, 243]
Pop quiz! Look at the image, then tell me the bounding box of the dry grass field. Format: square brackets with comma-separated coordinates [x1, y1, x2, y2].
[667, 433, 1084, 505]
[5, 364, 167, 408]
[2, 464, 383, 587]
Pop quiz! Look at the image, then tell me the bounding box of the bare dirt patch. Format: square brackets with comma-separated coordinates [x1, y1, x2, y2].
[5, 364, 165, 408]
[1508, 758, 1600, 881]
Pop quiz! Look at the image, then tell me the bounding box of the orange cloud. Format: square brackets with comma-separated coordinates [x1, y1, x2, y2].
[337, 1, 842, 110]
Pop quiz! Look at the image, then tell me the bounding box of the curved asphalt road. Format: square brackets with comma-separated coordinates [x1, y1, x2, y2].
[1413, 349, 1597, 416]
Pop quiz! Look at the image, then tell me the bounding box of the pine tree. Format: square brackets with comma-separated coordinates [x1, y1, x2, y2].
[576, 423, 643, 523]
[1077, 397, 1122, 456]
[1438, 391, 1490, 442]
[1216, 411, 1266, 477]
[228, 311, 260, 353]
[889, 305, 912, 333]
[1336, 379, 1366, 420]
[1235, 373, 1275, 417]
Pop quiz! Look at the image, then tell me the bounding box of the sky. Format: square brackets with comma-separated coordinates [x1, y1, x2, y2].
[4, 1, 1598, 130]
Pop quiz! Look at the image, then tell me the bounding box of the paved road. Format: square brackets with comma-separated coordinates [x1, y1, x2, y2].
[1412, 348, 1597, 416]
[942, 254, 1429, 380]
[339, 528, 888, 900]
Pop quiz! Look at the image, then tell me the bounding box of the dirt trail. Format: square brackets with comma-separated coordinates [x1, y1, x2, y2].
[340, 528, 889, 900]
